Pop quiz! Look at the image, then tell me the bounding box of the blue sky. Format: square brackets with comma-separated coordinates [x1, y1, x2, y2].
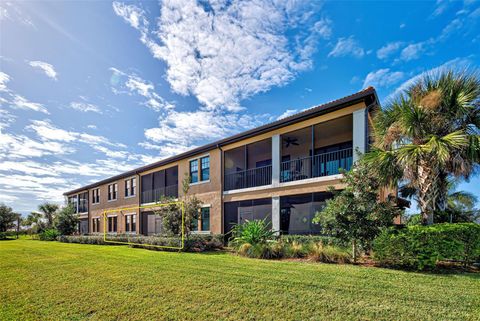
[0, 0, 479, 214]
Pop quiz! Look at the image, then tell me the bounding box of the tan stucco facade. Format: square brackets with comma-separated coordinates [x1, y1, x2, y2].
[65, 90, 385, 236]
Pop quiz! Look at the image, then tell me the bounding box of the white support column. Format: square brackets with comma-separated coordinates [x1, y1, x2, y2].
[272, 196, 280, 233]
[271, 134, 281, 187]
[352, 108, 366, 163]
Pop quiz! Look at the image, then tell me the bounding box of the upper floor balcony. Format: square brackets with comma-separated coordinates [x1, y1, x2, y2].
[141, 166, 178, 204]
[223, 114, 358, 192]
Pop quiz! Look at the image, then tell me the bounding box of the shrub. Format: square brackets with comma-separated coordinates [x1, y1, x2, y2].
[57, 234, 224, 252]
[54, 204, 78, 235]
[373, 223, 480, 270]
[39, 229, 60, 241]
[308, 242, 352, 264]
[284, 241, 308, 258]
[280, 235, 346, 248]
[229, 219, 276, 248]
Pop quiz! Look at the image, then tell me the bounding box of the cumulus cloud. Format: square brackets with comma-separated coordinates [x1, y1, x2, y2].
[328, 36, 364, 58]
[113, 0, 329, 111]
[362, 68, 404, 89]
[376, 41, 403, 59]
[28, 60, 57, 80]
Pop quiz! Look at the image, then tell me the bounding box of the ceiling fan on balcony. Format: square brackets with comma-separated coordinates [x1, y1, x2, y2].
[283, 137, 299, 148]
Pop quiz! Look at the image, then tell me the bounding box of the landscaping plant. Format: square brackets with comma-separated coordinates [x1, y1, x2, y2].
[364, 69, 480, 225]
[55, 204, 79, 235]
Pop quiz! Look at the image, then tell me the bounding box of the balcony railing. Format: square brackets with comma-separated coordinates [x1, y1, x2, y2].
[280, 148, 353, 183]
[141, 184, 178, 204]
[224, 165, 272, 191]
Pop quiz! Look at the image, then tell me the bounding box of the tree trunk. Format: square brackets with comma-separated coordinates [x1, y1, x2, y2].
[417, 162, 436, 225]
[352, 240, 357, 263]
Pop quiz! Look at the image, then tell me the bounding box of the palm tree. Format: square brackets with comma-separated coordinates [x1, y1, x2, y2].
[36, 203, 59, 228]
[365, 69, 480, 225]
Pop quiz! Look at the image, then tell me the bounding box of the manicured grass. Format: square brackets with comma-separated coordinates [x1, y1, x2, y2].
[1, 239, 479, 321]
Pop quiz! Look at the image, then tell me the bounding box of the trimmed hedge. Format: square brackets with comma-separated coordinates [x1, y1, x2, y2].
[373, 223, 480, 270]
[58, 234, 224, 252]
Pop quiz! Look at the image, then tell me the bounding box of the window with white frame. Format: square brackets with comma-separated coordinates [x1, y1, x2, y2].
[124, 177, 136, 197]
[108, 183, 118, 201]
[92, 188, 100, 204]
[125, 214, 136, 233]
[107, 216, 117, 233]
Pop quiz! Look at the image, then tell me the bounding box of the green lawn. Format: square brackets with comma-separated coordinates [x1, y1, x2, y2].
[1, 239, 479, 321]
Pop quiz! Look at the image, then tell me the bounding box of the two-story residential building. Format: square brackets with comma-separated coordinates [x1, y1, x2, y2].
[64, 87, 381, 236]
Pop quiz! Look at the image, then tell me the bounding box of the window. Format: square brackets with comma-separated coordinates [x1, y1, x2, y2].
[108, 183, 118, 201]
[200, 156, 210, 181]
[190, 159, 198, 183]
[201, 207, 210, 231]
[108, 216, 117, 233]
[125, 214, 136, 233]
[125, 177, 136, 197]
[92, 218, 100, 233]
[92, 188, 100, 204]
[79, 192, 88, 213]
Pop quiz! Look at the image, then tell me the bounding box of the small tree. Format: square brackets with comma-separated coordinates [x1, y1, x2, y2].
[154, 173, 203, 237]
[55, 204, 79, 235]
[313, 160, 401, 262]
[22, 211, 45, 233]
[0, 203, 19, 233]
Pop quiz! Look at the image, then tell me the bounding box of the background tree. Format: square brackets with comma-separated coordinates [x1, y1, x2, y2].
[35, 203, 59, 229]
[365, 69, 480, 225]
[55, 204, 79, 235]
[22, 211, 45, 233]
[313, 161, 401, 262]
[0, 203, 20, 233]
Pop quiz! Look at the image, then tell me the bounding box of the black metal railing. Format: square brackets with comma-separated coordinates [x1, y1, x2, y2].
[141, 184, 178, 203]
[280, 148, 353, 183]
[224, 165, 272, 191]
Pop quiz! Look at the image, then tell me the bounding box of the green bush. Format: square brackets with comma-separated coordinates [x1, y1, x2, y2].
[373, 223, 480, 270]
[39, 229, 60, 241]
[229, 219, 276, 248]
[57, 234, 223, 252]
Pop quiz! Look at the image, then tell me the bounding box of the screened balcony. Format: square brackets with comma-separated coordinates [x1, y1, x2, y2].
[224, 139, 272, 191]
[280, 115, 353, 183]
[141, 166, 178, 203]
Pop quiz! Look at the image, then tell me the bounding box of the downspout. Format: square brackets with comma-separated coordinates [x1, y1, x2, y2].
[217, 144, 224, 235]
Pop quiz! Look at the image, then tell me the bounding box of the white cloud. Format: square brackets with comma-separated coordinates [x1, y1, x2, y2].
[399, 42, 425, 61]
[110, 68, 175, 112]
[376, 41, 403, 59]
[144, 110, 264, 147]
[11, 94, 49, 114]
[113, 0, 329, 111]
[386, 57, 472, 101]
[87, 124, 97, 130]
[70, 101, 102, 113]
[328, 36, 364, 58]
[277, 109, 298, 120]
[0, 71, 10, 91]
[28, 60, 57, 80]
[362, 68, 404, 89]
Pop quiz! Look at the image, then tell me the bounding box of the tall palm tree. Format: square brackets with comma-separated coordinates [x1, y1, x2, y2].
[365, 69, 480, 225]
[37, 203, 59, 228]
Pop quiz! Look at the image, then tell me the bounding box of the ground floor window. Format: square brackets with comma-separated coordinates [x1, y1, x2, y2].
[92, 217, 100, 233]
[125, 214, 136, 233]
[280, 192, 332, 235]
[79, 219, 88, 235]
[224, 198, 272, 236]
[201, 207, 210, 231]
[108, 216, 117, 233]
